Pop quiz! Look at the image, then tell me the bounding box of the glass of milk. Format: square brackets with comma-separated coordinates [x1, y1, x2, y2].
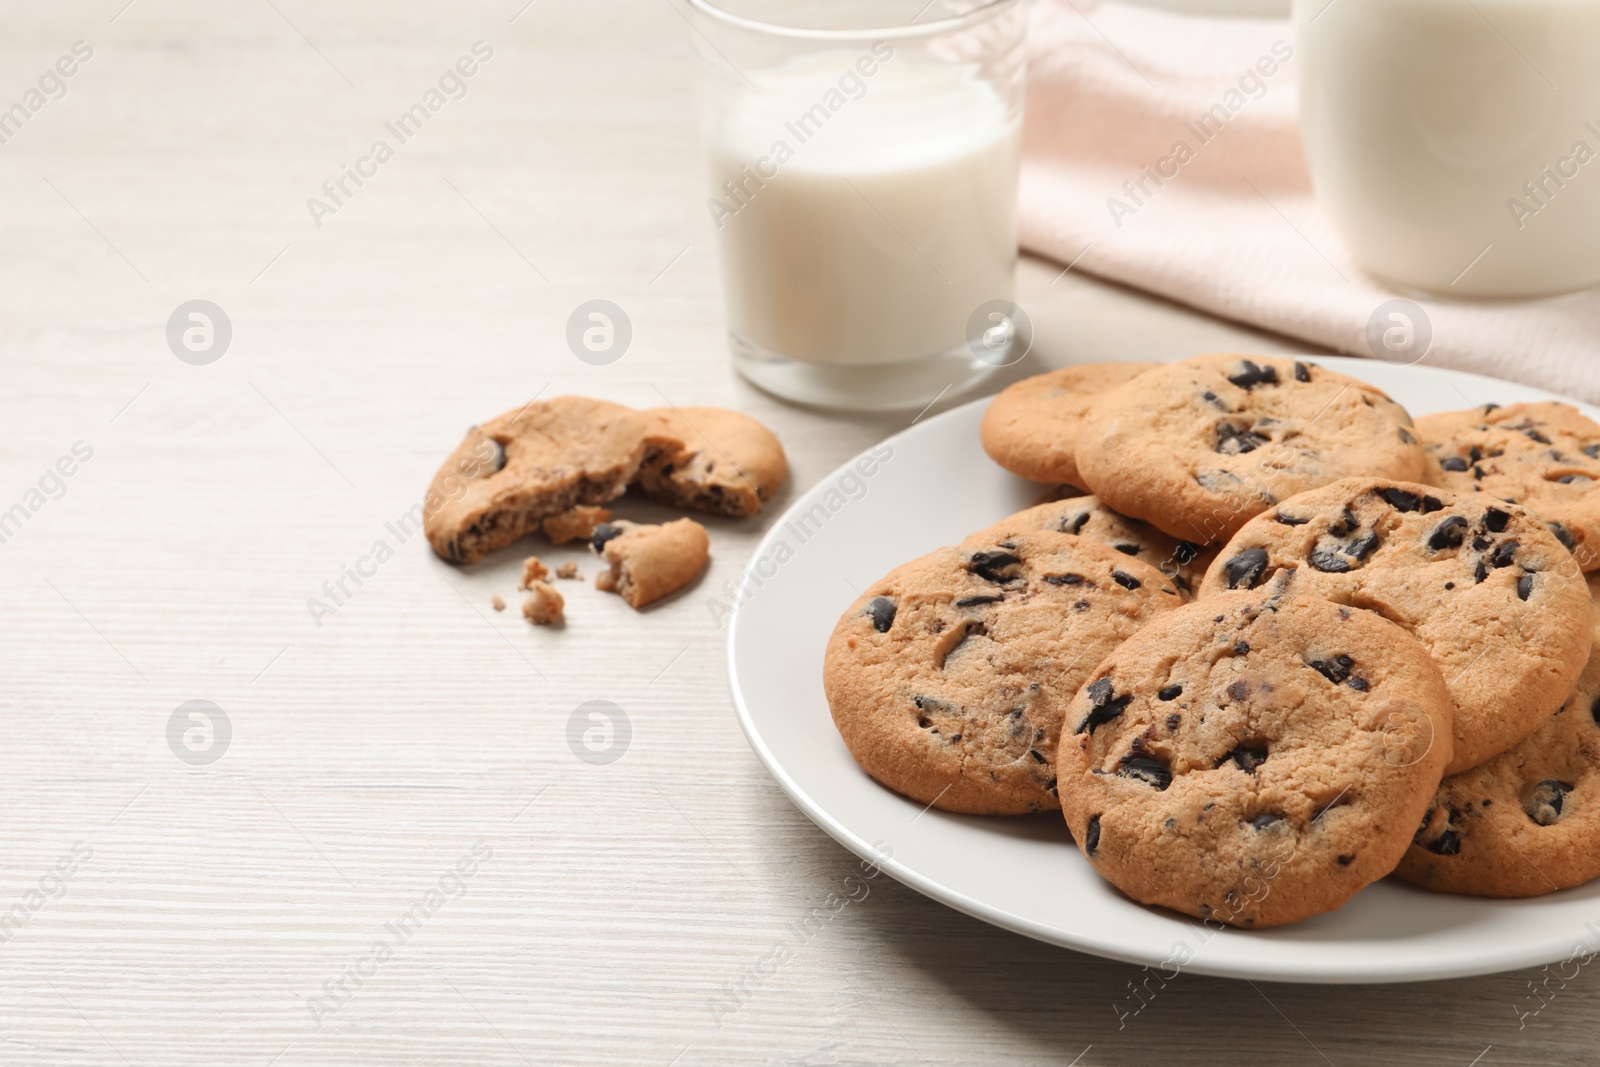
[1294, 0, 1600, 299]
[688, 0, 1027, 410]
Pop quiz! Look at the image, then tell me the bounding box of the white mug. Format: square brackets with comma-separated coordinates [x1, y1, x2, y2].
[1294, 0, 1600, 298]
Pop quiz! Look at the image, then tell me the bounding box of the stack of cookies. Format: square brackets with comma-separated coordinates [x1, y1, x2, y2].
[825, 354, 1600, 927]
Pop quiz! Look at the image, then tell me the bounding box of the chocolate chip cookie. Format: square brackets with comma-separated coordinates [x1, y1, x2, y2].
[980, 363, 1155, 487]
[638, 406, 787, 518]
[968, 497, 1217, 598]
[824, 529, 1183, 815]
[1397, 627, 1600, 897]
[1073, 355, 1424, 544]
[1418, 402, 1600, 571]
[424, 397, 682, 564]
[1197, 478, 1595, 774]
[1057, 592, 1453, 927]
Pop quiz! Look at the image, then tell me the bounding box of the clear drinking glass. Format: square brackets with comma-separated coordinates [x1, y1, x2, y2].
[687, 0, 1028, 411]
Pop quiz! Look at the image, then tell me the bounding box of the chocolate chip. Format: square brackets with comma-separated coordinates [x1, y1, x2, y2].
[1427, 515, 1468, 551]
[1309, 655, 1354, 685]
[1165, 713, 1181, 730]
[1113, 543, 1141, 556]
[1077, 678, 1132, 734]
[1472, 536, 1491, 551]
[1483, 508, 1510, 533]
[590, 523, 625, 551]
[1381, 487, 1421, 512]
[1215, 422, 1269, 455]
[1227, 360, 1280, 389]
[1445, 582, 1455, 590]
[1440, 456, 1469, 472]
[1474, 558, 1488, 583]
[1592, 694, 1600, 725]
[1112, 570, 1142, 590]
[1330, 507, 1360, 538]
[1028, 748, 1046, 764]
[1517, 574, 1534, 601]
[969, 550, 1022, 583]
[1483, 403, 1501, 413]
[954, 595, 1003, 608]
[488, 439, 507, 471]
[1202, 390, 1228, 410]
[1309, 549, 1352, 573]
[1226, 680, 1251, 702]
[1423, 829, 1461, 855]
[866, 597, 896, 632]
[1490, 540, 1519, 568]
[1549, 522, 1576, 550]
[1231, 642, 1249, 657]
[1421, 495, 1443, 513]
[1557, 473, 1594, 485]
[1348, 677, 1369, 692]
[1524, 780, 1573, 826]
[1223, 547, 1270, 589]
[1275, 512, 1309, 526]
[1586, 444, 1600, 459]
[1085, 814, 1101, 856]
[1250, 814, 1285, 830]
[1158, 685, 1183, 701]
[1063, 511, 1091, 535]
[1225, 746, 1267, 772]
[1293, 361, 1312, 382]
[1043, 573, 1084, 585]
[1337, 854, 1354, 866]
[1347, 530, 1381, 561]
[1074, 600, 1090, 612]
[1119, 755, 1172, 790]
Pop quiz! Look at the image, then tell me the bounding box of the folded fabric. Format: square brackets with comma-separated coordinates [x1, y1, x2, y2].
[1020, 0, 1600, 404]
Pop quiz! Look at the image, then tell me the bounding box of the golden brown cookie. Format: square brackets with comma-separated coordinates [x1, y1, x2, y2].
[1073, 354, 1423, 544]
[591, 519, 709, 608]
[824, 529, 1183, 815]
[968, 496, 1218, 599]
[424, 397, 681, 565]
[637, 406, 786, 518]
[1397, 628, 1600, 897]
[1057, 592, 1453, 928]
[979, 363, 1155, 487]
[1418, 402, 1600, 571]
[1197, 478, 1595, 774]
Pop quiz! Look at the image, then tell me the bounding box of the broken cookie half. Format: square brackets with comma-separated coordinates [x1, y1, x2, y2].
[423, 397, 683, 565]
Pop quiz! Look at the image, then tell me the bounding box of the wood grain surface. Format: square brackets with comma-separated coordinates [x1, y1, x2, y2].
[0, 0, 1590, 1064]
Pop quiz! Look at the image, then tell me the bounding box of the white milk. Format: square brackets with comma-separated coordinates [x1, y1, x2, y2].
[704, 49, 1020, 365]
[1296, 0, 1600, 298]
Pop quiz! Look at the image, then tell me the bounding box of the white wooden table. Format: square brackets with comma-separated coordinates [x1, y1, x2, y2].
[1, 1, 1590, 1063]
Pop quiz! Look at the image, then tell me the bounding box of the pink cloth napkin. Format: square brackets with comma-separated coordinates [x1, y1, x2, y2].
[1020, 0, 1600, 404]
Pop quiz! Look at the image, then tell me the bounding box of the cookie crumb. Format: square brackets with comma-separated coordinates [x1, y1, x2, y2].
[519, 556, 549, 590]
[491, 595, 506, 611]
[543, 505, 613, 545]
[592, 517, 709, 609]
[555, 561, 580, 580]
[521, 581, 564, 625]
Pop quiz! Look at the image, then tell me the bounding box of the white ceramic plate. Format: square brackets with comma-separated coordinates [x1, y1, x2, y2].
[726, 356, 1600, 984]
